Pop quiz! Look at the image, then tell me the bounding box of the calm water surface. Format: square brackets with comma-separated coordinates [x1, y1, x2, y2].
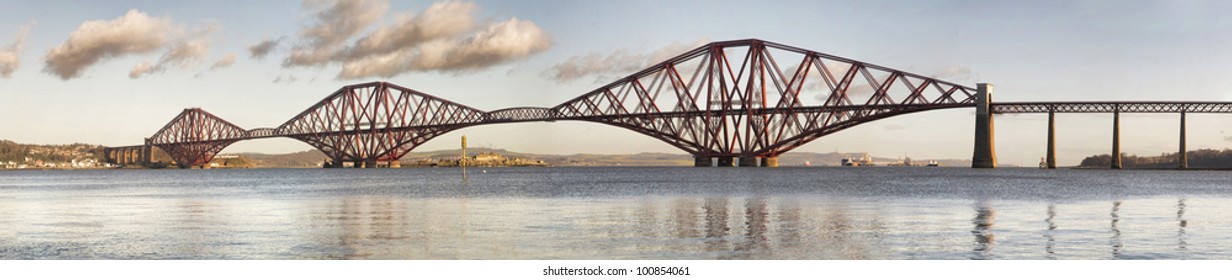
[1, 167, 1230, 259]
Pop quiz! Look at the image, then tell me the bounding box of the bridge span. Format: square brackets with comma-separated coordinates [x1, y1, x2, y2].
[101, 39, 1232, 169]
[983, 100, 1232, 169]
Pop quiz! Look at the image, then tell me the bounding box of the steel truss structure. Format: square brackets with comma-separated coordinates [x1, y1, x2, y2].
[138, 39, 1232, 168]
[276, 82, 486, 166]
[549, 39, 975, 157]
[147, 108, 247, 168]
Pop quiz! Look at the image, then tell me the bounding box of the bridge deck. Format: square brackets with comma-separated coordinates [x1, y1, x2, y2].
[142, 101, 1232, 145]
[992, 102, 1232, 113]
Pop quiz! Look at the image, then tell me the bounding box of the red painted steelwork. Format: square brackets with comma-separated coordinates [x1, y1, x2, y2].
[132, 39, 995, 167]
[147, 108, 247, 168]
[275, 82, 486, 165]
[550, 39, 976, 157]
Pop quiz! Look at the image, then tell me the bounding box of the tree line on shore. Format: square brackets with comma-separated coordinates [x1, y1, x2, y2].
[1079, 149, 1232, 169]
[0, 140, 103, 163]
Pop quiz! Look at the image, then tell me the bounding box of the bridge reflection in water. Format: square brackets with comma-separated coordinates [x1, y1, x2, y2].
[231, 195, 1199, 259]
[971, 202, 996, 260]
[1, 186, 1211, 259]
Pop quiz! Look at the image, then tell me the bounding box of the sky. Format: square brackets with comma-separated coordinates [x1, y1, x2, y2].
[3, 0, 1232, 166]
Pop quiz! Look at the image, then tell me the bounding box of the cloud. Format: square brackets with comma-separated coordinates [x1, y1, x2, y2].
[209, 53, 236, 70]
[283, 0, 387, 67]
[128, 62, 154, 79]
[413, 17, 549, 71]
[164, 39, 210, 66]
[334, 47, 412, 78]
[931, 66, 974, 82]
[44, 10, 178, 79]
[282, 0, 553, 79]
[45, 10, 216, 80]
[129, 33, 212, 79]
[339, 1, 476, 60]
[543, 38, 707, 84]
[0, 22, 34, 79]
[543, 50, 643, 83]
[247, 38, 281, 59]
[645, 40, 709, 65]
[338, 17, 551, 78]
[273, 74, 298, 83]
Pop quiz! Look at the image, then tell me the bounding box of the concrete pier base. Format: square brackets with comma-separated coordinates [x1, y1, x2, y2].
[1046, 111, 1056, 169]
[141, 141, 152, 166]
[694, 157, 713, 167]
[364, 160, 378, 168]
[1179, 111, 1188, 169]
[971, 83, 997, 168]
[716, 157, 735, 167]
[325, 159, 344, 168]
[388, 160, 401, 168]
[1112, 111, 1122, 169]
[761, 157, 779, 167]
[738, 156, 759, 167]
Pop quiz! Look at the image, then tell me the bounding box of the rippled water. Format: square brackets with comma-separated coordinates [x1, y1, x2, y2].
[1, 167, 1231, 259]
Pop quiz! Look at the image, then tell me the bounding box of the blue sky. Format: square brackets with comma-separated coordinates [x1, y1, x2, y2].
[3, 0, 1232, 166]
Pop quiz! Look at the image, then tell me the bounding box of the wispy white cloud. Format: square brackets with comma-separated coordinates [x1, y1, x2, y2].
[247, 38, 281, 59]
[129, 31, 213, 79]
[543, 38, 707, 84]
[127, 62, 154, 79]
[931, 65, 974, 82]
[209, 53, 236, 70]
[0, 22, 34, 79]
[273, 74, 298, 83]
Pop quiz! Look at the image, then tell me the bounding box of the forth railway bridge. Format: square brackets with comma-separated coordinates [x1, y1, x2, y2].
[102, 39, 1232, 169]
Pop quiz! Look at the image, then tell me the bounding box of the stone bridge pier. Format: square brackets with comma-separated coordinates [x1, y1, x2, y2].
[102, 142, 152, 167]
[693, 156, 779, 167]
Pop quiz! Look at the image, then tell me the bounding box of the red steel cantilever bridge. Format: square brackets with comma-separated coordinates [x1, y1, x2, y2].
[102, 39, 1232, 169]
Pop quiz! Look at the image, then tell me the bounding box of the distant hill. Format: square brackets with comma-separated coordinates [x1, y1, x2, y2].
[1079, 149, 1232, 169]
[226, 147, 970, 168]
[1, 139, 974, 169]
[774, 152, 970, 167]
[236, 150, 328, 168]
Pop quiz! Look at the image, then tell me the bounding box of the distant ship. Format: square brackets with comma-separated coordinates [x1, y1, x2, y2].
[841, 153, 874, 167]
[927, 160, 940, 167]
[841, 158, 857, 166]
